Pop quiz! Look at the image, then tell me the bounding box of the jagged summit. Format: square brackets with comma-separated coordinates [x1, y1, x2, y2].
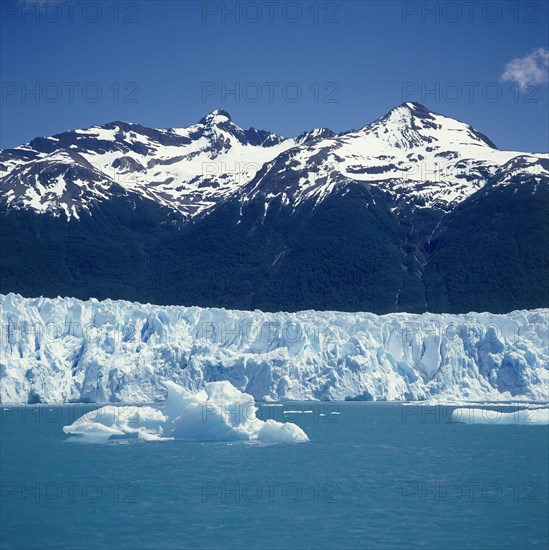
[199, 109, 232, 125]
[296, 127, 336, 144]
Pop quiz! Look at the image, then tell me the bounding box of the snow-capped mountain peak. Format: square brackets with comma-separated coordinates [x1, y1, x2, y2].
[0, 104, 546, 221]
[0, 112, 296, 220]
[362, 102, 497, 150]
[198, 108, 233, 125]
[237, 102, 546, 214]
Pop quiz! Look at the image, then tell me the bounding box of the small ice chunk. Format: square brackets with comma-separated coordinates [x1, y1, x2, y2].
[452, 407, 549, 425]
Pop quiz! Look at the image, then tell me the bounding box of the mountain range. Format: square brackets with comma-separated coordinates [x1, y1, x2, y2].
[1, 102, 548, 313]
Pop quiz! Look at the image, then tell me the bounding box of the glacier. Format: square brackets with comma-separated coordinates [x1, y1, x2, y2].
[0, 293, 547, 404]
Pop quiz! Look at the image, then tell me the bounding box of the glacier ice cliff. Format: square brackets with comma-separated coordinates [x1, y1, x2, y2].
[0, 293, 547, 403]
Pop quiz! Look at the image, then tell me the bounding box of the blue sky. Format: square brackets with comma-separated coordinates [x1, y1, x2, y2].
[1, 0, 548, 151]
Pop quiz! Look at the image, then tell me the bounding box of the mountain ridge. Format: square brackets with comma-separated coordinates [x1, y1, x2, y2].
[2, 102, 546, 221]
[1, 103, 547, 314]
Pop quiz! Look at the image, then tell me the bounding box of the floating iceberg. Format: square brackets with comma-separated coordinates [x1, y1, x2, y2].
[63, 381, 308, 443]
[452, 407, 549, 425]
[1, 293, 548, 403]
[63, 405, 167, 442]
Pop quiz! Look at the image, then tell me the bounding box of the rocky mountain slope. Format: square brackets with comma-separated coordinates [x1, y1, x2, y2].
[1, 103, 547, 313]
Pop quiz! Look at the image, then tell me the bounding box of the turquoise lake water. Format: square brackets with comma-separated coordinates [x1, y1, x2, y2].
[1, 403, 547, 549]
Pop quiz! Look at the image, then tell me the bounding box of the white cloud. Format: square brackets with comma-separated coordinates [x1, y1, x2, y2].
[501, 48, 549, 91]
